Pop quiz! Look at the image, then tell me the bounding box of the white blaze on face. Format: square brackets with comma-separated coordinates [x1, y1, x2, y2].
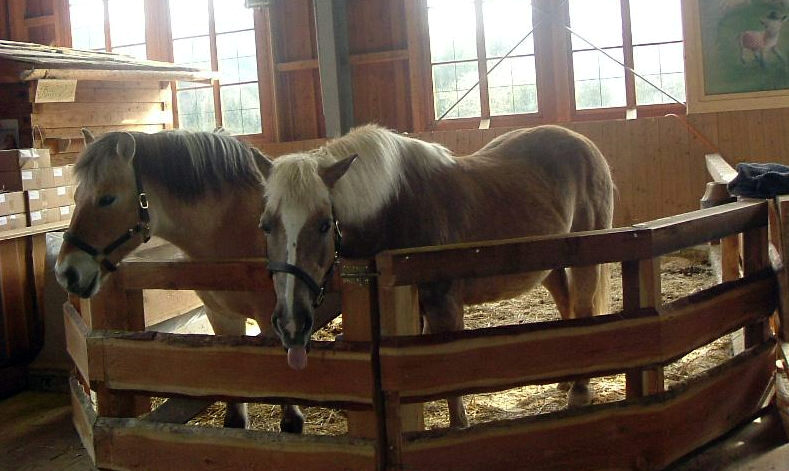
[280, 204, 309, 339]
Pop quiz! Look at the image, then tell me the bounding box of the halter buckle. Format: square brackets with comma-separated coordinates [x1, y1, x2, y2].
[313, 287, 326, 308]
[138, 192, 149, 209]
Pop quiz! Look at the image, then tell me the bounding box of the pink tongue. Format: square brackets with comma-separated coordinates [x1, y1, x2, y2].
[287, 347, 308, 370]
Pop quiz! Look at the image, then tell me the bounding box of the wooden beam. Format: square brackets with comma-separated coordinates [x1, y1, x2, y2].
[313, 0, 354, 137]
[399, 341, 775, 471]
[86, 331, 374, 407]
[20, 68, 216, 82]
[705, 153, 738, 184]
[118, 258, 273, 291]
[64, 302, 90, 383]
[69, 376, 96, 463]
[379, 271, 775, 402]
[93, 418, 376, 471]
[275, 49, 410, 72]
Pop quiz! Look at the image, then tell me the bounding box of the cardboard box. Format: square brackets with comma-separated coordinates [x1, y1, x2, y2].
[0, 191, 25, 216]
[0, 213, 26, 231]
[28, 205, 74, 227]
[0, 148, 51, 171]
[26, 186, 75, 211]
[0, 165, 75, 191]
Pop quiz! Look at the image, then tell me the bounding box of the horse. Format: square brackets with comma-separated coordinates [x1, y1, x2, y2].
[255, 123, 614, 428]
[54, 128, 340, 433]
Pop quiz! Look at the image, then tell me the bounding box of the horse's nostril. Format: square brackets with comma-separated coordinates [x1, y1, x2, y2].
[64, 267, 79, 286]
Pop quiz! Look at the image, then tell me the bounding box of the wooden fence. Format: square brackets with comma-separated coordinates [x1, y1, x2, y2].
[65, 199, 781, 471]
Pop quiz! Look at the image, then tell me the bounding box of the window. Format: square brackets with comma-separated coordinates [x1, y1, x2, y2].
[169, 0, 262, 135]
[568, 0, 685, 111]
[428, 0, 537, 120]
[68, 0, 147, 60]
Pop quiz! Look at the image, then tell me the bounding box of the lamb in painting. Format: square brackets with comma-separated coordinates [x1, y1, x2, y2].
[55, 128, 340, 433]
[739, 10, 788, 66]
[256, 124, 614, 427]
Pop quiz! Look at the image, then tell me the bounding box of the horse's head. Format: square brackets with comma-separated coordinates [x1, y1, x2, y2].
[254, 148, 357, 370]
[55, 129, 149, 297]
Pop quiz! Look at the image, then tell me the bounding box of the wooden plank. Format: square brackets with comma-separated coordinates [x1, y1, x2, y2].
[706, 153, 737, 184]
[118, 258, 274, 292]
[21, 68, 216, 82]
[88, 331, 374, 406]
[93, 418, 376, 471]
[73, 86, 168, 103]
[776, 195, 789, 341]
[379, 271, 775, 401]
[31, 103, 170, 128]
[64, 302, 90, 383]
[399, 341, 775, 471]
[376, 201, 767, 288]
[0, 220, 68, 241]
[69, 376, 96, 463]
[41, 124, 165, 140]
[276, 49, 410, 72]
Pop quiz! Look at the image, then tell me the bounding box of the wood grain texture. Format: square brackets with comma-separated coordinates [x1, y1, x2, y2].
[399, 341, 775, 471]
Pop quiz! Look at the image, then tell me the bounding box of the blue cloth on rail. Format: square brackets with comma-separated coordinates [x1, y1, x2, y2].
[727, 162, 789, 198]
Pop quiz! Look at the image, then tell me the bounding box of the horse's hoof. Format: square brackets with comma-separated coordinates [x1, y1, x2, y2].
[567, 384, 593, 408]
[281, 413, 305, 434]
[223, 415, 249, 429]
[556, 381, 572, 392]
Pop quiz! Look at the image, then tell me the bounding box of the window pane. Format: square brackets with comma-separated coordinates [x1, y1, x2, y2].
[483, 0, 534, 58]
[108, 0, 145, 48]
[573, 48, 626, 109]
[173, 37, 212, 89]
[630, 0, 683, 45]
[569, 0, 622, 50]
[69, 0, 105, 50]
[487, 57, 537, 115]
[217, 30, 258, 84]
[220, 84, 262, 135]
[634, 43, 686, 105]
[170, 0, 209, 39]
[428, 0, 477, 62]
[112, 44, 147, 60]
[214, 0, 254, 33]
[432, 61, 481, 119]
[177, 88, 215, 132]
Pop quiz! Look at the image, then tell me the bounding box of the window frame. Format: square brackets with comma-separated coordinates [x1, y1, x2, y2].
[68, 0, 148, 58]
[423, 0, 686, 130]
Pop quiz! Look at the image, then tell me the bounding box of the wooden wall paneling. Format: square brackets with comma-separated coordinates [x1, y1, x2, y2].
[609, 119, 633, 227]
[0, 238, 34, 365]
[0, 0, 9, 39]
[745, 109, 768, 161]
[404, 0, 430, 132]
[7, 0, 27, 41]
[779, 109, 789, 161]
[761, 108, 788, 161]
[658, 117, 692, 219]
[351, 62, 410, 131]
[255, 6, 280, 142]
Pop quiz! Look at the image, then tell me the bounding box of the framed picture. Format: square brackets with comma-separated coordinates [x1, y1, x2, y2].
[682, 0, 789, 113]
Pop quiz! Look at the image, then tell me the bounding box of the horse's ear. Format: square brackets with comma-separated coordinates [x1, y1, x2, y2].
[81, 128, 95, 145]
[319, 154, 358, 189]
[251, 147, 274, 180]
[116, 132, 136, 163]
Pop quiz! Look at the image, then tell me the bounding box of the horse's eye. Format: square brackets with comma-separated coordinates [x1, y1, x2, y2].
[260, 222, 272, 234]
[319, 221, 331, 234]
[97, 195, 116, 207]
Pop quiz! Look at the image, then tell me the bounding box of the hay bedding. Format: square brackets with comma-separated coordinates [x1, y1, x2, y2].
[181, 249, 725, 434]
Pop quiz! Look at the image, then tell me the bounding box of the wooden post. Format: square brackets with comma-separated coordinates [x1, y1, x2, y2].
[622, 258, 664, 398]
[81, 275, 148, 418]
[774, 196, 789, 342]
[743, 225, 771, 348]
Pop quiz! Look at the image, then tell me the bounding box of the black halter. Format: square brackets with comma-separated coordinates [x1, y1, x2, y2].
[63, 165, 151, 273]
[267, 217, 342, 308]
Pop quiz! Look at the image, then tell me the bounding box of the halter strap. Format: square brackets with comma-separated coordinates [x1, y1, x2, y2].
[267, 217, 342, 308]
[63, 161, 151, 272]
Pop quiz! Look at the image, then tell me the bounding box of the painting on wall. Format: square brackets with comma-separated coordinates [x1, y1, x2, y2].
[683, 0, 789, 113]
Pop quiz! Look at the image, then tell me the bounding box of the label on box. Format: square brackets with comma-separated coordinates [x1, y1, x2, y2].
[60, 206, 70, 216]
[0, 216, 6, 226]
[28, 190, 40, 200]
[53, 168, 63, 178]
[34, 79, 78, 103]
[57, 186, 67, 196]
[0, 194, 4, 204]
[21, 170, 33, 180]
[30, 211, 41, 222]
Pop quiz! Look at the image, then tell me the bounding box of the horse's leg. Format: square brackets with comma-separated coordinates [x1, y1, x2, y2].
[258, 320, 306, 433]
[205, 308, 249, 428]
[542, 268, 573, 392]
[419, 282, 469, 428]
[565, 264, 608, 407]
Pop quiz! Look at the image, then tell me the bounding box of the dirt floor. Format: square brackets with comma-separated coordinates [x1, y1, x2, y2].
[180, 248, 726, 435]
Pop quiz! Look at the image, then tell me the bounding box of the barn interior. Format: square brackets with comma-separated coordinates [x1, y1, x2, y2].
[2, 0, 789, 470]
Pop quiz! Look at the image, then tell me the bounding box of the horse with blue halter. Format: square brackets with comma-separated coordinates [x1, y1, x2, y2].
[256, 124, 614, 427]
[55, 128, 340, 432]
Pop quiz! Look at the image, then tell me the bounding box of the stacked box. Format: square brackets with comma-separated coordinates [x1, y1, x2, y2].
[0, 191, 26, 233]
[0, 148, 76, 227]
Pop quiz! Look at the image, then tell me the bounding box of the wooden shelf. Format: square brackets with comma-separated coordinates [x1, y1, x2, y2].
[0, 220, 68, 242]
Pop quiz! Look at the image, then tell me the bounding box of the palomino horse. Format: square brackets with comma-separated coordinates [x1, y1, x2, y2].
[256, 124, 614, 428]
[55, 129, 339, 432]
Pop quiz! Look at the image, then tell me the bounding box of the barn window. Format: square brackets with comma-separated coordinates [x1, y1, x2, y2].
[568, 0, 685, 113]
[427, 0, 538, 120]
[169, 0, 262, 136]
[68, 0, 147, 60]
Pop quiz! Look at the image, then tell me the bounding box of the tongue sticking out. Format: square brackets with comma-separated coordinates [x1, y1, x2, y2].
[287, 347, 308, 370]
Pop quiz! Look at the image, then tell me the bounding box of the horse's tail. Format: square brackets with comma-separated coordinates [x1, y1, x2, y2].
[593, 263, 612, 316]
